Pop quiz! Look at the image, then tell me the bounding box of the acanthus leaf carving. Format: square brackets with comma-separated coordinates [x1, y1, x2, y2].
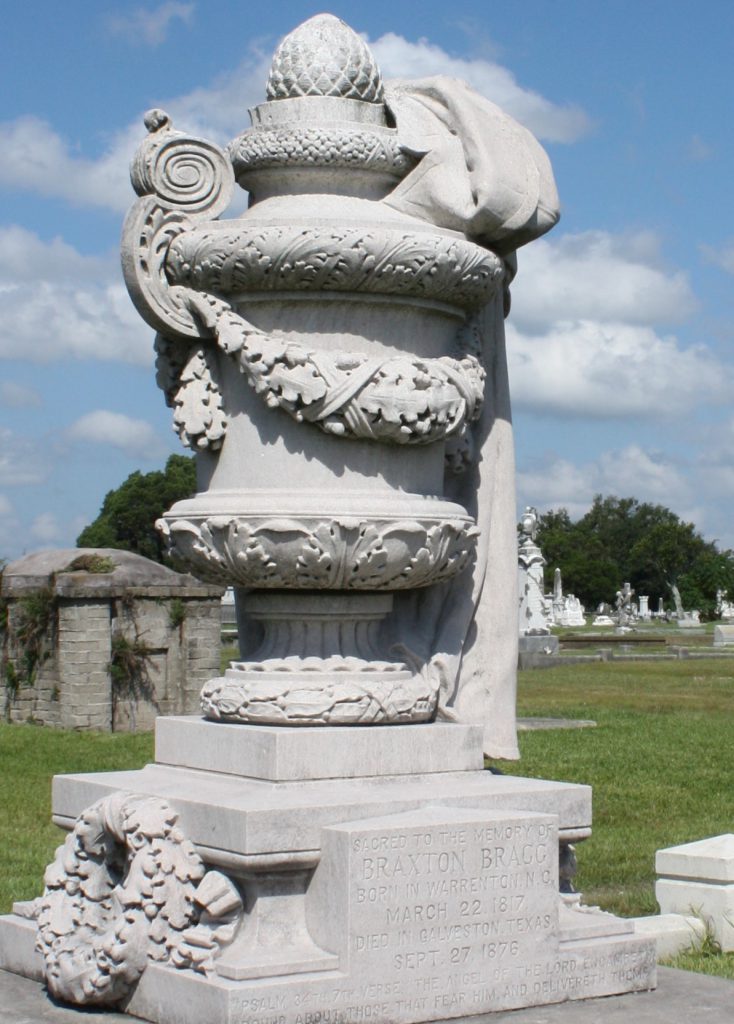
[158, 512, 478, 591]
[166, 223, 503, 311]
[155, 336, 227, 451]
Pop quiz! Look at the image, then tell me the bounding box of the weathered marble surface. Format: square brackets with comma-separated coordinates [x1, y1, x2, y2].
[119, 11, 561, 752]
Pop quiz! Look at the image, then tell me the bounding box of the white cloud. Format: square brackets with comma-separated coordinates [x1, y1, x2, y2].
[0, 227, 151, 364]
[0, 51, 268, 213]
[0, 495, 19, 561]
[508, 319, 728, 419]
[107, 2, 195, 47]
[0, 381, 41, 408]
[0, 429, 48, 486]
[505, 228, 723, 419]
[67, 410, 164, 459]
[517, 444, 691, 520]
[511, 231, 697, 332]
[371, 33, 592, 143]
[701, 241, 734, 276]
[29, 512, 62, 544]
[687, 134, 713, 162]
[0, 116, 137, 213]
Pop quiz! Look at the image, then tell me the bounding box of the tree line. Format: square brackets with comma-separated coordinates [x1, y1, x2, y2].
[535, 495, 734, 618]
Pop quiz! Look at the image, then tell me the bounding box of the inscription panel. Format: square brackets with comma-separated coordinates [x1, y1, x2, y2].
[344, 809, 558, 1018]
[128, 805, 656, 1024]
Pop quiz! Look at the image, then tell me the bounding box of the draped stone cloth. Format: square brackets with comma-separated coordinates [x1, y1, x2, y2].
[384, 77, 559, 253]
[384, 77, 560, 759]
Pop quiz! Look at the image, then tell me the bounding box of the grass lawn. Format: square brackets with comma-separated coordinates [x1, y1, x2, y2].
[502, 657, 734, 979]
[503, 659, 734, 917]
[0, 726, 153, 913]
[1, 656, 734, 978]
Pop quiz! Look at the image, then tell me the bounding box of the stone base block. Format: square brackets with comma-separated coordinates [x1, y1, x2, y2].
[155, 717, 484, 781]
[0, 719, 656, 1022]
[116, 806, 653, 1024]
[518, 635, 558, 656]
[656, 880, 734, 950]
[0, 915, 43, 982]
[656, 833, 734, 950]
[713, 624, 734, 646]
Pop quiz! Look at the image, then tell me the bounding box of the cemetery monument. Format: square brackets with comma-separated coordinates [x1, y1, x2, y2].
[517, 507, 557, 656]
[0, 14, 655, 1022]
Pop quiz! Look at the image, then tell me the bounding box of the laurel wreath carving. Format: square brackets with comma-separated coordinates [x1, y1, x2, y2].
[163, 291, 482, 447]
[36, 793, 242, 1006]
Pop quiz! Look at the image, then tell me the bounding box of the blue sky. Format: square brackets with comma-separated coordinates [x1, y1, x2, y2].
[1, 0, 734, 559]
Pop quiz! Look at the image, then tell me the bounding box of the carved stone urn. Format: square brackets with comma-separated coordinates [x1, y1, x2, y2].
[122, 14, 557, 731]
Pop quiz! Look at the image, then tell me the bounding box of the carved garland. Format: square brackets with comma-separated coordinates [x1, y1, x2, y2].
[200, 670, 437, 725]
[36, 793, 242, 1005]
[185, 291, 484, 444]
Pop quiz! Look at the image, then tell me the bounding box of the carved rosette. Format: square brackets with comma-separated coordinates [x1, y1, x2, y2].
[35, 793, 242, 1005]
[157, 513, 478, 590]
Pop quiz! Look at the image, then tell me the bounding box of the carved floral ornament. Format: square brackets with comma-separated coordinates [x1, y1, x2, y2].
[157, 513, 478, 591]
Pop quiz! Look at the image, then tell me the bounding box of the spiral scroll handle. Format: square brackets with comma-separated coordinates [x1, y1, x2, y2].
[122, 110, 235, 338]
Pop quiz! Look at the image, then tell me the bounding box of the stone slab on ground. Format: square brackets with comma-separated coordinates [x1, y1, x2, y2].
[631, 913, 706, 959]
[517, 718, 597, 732]
[656, 833, 734, 951]
[2, 967, 732, 1024]
[518, 636, 559, 655]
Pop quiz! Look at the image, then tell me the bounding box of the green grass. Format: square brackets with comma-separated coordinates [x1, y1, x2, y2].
[665, 949, 734, 980]
[0, 725, 153, 913]
[500, 659, 734, 918]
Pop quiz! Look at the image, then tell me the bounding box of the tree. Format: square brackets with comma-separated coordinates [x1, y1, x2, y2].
[535, 494, 734, 617]
[76, 455, 196, 564]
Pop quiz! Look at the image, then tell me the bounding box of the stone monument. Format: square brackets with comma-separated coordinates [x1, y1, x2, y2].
[517, 507, 557, 656]
[0, 14, 655, 1021]
[550, 568, 585, 628]
[614, 582, 637, 628]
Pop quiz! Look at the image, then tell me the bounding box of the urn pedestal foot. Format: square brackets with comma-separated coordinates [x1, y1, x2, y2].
[202, 592, 437, 725]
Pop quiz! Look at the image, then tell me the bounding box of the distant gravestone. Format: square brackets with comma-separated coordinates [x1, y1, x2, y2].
[714, 624, 734, 646]
[517, 507, 552, 636]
